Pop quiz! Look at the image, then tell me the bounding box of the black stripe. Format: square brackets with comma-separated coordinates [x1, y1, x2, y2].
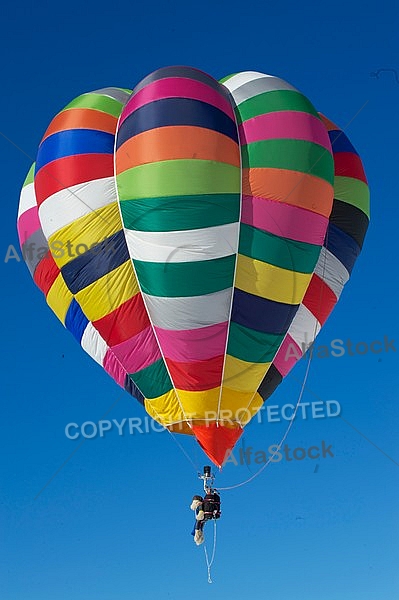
[117, 97, 238, 149]
[329, 198, 369, 249]
[257, 365, 283, 402]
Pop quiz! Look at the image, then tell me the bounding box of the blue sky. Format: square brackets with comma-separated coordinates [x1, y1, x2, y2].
[1, 0, 398, 598]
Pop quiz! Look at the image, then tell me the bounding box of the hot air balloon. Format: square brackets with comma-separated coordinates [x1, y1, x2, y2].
[17, 68, 369, 469]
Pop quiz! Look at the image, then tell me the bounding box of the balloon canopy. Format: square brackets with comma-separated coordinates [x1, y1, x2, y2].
[17, 68, 369, 467]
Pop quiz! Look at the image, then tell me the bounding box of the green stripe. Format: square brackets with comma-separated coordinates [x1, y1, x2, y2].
[62, 93, 123, 117]
[129, 359, 172, 399]
[121, 194, 240, 232]
[227, 323, 284, 363]
[24, 163, 35, 187]
[241, 139, 334, 185]
[334, 176, 370, 218]
[239, 224, 320, 274]
[117, 160, 240, 200]
[236, 90, 319, 123]
[133, 255, 236, 297]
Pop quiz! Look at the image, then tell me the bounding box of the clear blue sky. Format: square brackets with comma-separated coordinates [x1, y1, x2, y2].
[1, 1, 398, 598]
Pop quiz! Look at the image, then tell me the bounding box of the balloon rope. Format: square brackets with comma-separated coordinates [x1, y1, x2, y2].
[218, 228, 330, 491]
[140, 401, 200, 473]
[217, 346, 314, 491]
[203, 519, 217, 583]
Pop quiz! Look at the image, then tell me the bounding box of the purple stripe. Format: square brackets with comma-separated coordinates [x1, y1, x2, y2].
[241, 195, 328, 245]
[120, 77, 235, 125]
[239, 111, 331, 150]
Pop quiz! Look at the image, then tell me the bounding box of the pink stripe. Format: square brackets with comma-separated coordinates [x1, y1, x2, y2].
[109, 326, 161, 373]
[120, 77, 235, 124]
[17, 207, 41, 245]
[103, 351, 127, 387]
[239, 111, 331, 150]
[273, 335, 303, 377]
[154, 322, 228, 362]
[241, 195, 328, 245]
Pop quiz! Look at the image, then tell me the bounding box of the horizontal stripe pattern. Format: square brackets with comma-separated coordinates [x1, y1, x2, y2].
[142, 289, 231, 330]
[35, 129, 114, 173]
[38, 176, 117, 239]
[18, 70, 370, 467]
[17, 164, 55, 288]
[116, 66, 240, 419]
[241, 195, 328, 245]
[120, 77, 235, 124]
[218, 71, 334, 415]
[32, 89, 178, 421]
[239, 111, 332, 150]
[117, 126, 240, 171]
[258, 114, 369, 403]
[125, 222, 238, 263]
[117, 98, 238, 148]
[121, 194, 240, 233]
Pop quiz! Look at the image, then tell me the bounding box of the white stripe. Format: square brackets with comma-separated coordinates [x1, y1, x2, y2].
[93, 88, 131, 104]
[315, 247, 349, 299]
[226, 78, 299, 108]
[81, 322, 108, 365]
[223, 71, 275, 92]
[125, 222, 239, 263]
[38, 177, 117, 239]
[288, 305, 321, 351]
[143, 289, 232, 329]
[18, 182, 36, 218]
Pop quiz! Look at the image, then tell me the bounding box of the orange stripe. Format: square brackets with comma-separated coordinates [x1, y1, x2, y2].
[318, 113, 340, 132]
[116, 125, 240, 171]
[43, 108, 118, 139]
[242, 168, 333, 217]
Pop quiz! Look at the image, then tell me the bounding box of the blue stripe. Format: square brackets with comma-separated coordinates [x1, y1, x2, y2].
[124, 374, 145, 404]
[116, 98, 238, 149]
[325, 223, 360, 274]
[35, 129, 114, 173]
[61, 230, 129, 294]
[328, 130, 359, 156]
[65, 299, 89, 342]
[232, 288, 299, 335]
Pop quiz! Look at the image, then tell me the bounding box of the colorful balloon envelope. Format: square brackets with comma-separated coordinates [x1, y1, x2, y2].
[17, 68, 369, 467]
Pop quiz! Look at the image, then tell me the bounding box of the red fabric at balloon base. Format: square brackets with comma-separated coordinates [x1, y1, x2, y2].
[192, 422, 243, 468]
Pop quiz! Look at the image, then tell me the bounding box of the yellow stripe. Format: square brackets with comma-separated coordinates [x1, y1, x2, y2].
[246, 393, 269, 423]
[174, 387, 262, 426]
[236, 254, 312, 304]
[145, 385, 264, 428]
[223, 355, 271, 393]
[145, 390, 185, 426]
[218, 387, 263, 425]
[177, 387, 220, 420]
[75, 260, 139, 321]
[46, 274, 73, 323]
[48, 202, 121, 268]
